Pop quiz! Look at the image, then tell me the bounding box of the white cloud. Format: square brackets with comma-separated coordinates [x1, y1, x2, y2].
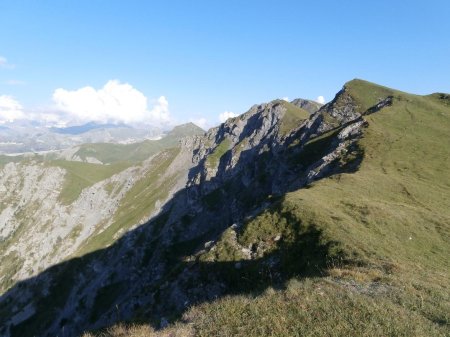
[0, 95, 25, 124]
[0, 56, 15, 69]
[52, 80, 171, 126]
[316, 96, 326, 104]
[148, 95, 170, 124]
[219, 111, 237, 123]
[282, 97, 289, 101]
[190, 117, 209, 130]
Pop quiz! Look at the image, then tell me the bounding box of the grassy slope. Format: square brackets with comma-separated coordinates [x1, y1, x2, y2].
[0, 155, 24, 168]
[279, 100, 310, 135]
[78, 147, 181, 254]
[75, 123, 204, 165]
[91, 80, 450, 336]
[47, 123, 203, 205]
[48, 160, 130, 205]
[205, 138, 231, 168]
[198, 81, 450, 335]
[75, 140, 171, 165]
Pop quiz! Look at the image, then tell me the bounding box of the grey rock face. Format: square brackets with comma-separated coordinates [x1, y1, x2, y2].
[0, 161, 142, 287]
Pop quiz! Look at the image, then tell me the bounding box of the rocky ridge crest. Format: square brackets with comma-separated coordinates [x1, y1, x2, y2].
[0, 83, 392, 336]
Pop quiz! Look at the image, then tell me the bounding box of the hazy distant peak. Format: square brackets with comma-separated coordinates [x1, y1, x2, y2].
[166, 122, 205, 137]
[290, 98, 323, 114]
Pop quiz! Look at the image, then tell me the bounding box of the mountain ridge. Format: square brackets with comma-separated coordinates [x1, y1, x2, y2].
[0, 79, 449, 337]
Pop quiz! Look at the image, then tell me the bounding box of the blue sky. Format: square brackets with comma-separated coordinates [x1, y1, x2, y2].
[0, 0, 449, 128]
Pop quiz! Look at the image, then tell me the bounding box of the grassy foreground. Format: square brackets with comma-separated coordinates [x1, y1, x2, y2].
[84, 80, 450, 336]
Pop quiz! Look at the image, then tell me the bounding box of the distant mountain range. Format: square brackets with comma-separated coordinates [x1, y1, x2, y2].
[50, 122, 129, 135]
[0, 121, 164, 154]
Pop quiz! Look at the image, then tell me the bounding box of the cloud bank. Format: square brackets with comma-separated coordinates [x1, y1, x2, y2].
[52, 80, 170, 126]
[0, 95, 25, 124]
[0, 80, 171, 127]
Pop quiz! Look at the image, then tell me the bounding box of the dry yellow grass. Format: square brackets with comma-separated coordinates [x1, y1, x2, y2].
[81, 323, 193, 337]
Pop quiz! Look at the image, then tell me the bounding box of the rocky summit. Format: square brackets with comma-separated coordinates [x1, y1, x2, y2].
[0, 79, 449, 337]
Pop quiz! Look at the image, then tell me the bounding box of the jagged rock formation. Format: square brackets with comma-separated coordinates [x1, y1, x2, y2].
[1, 80, 449, 337]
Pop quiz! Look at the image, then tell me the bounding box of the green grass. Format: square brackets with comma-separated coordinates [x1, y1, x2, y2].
[0, 251, 24, 292]
[75, 123, 203, 164]
[185, 278, 445, 337]
[75, 141, 164, 165]
[344, 78, 402, 112]
[206, 138, 231, 168]
[89, 277, 446, 337]
[0, 155, 24, 168]
[270, 82, 450, 327]
[199, 228, 247, 262]
[68, 224, 83, 242]
[238, 205, 297, 247]
[48, 160, 130, 205]
[278, 100, 310, 136]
